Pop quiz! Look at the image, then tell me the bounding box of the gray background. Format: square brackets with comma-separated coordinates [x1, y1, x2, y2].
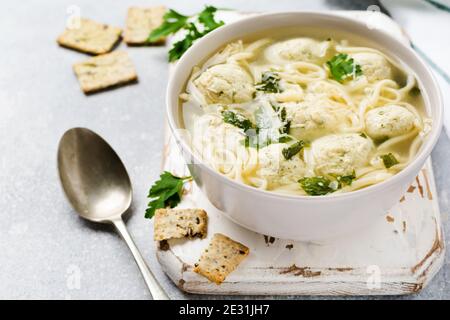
[0, 0, 448, 299]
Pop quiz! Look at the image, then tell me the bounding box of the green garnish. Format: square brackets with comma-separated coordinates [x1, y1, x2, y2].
[300, 171, 356, 196]
[145, 171, 192, 219]
[225, 105, 292, 149]
[222, 110, 254, 131]
[380, 153, 399, 168]
[271, 103, 290, 135]
[167, 23, 203, 62]
[410, 86, 421, 96]
[148, 6, 224, 62]
[326, 53, 362, 82]
[278, 136, 293, 143]
[359, 133, 367, 139]
[299, 176, 335, 196]
[256, 71, 282, 93]
[197, 6, 225, 30]
[337, 172, 356, 187]
[282, 140, 308, 160]
[148, 9, 189, 42]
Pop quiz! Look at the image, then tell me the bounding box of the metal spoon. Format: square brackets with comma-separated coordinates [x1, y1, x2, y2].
[57, 127, 169, 300]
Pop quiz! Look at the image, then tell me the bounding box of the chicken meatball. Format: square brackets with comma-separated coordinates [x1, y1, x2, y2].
[365, 105, 416, 140]
[193, 64, 255, 104]
[312, 134, 374, 176]
[257, 143, 306, 188]
[264, 37, 330, 64]
[350, 52, 392, 82]
[284, 101, 353, 141]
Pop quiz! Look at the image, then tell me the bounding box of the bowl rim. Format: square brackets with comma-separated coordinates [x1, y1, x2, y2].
[166, 11, 443, 202]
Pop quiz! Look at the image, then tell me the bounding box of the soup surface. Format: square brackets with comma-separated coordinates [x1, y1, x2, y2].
[180, 34, 431, 196]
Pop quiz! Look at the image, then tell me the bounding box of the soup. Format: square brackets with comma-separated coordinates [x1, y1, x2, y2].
[179, 34, 431, 196]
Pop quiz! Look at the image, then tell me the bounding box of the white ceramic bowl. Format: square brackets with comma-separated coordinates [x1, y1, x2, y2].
[166, 12, 443, 241]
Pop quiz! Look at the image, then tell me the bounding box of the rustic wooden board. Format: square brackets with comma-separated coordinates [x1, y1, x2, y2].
[156, 11, 445, 295]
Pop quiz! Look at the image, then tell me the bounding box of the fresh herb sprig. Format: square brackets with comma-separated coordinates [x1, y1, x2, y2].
[148, 9, 189, 42]
[380, 153, 399, 168]
[145, 171, 192, 219]
[148, 6, 224, 62]
[326, 53, 362, 82]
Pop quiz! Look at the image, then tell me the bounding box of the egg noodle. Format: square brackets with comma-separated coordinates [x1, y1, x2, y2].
[180, 36, 431, 196]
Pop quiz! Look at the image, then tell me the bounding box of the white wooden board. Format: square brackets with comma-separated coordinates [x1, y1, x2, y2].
[156, 11, 445, 295]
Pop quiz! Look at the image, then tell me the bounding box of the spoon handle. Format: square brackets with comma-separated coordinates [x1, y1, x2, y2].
[112, 218, 169, 300]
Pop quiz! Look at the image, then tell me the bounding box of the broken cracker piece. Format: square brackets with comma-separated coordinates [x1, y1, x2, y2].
[154, 208, 208, 241]
[194, 233, 249, 284]
[124, 6, 166, 45]
[73, 51, 137, 93]
[57, 18, 122, 55]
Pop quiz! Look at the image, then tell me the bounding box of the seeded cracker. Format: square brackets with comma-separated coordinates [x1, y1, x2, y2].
[124, 6, 166, 45]
[154, 208, 208, 241]
[194, 233, 249, 284]
[57, 18, 122, 55]
[73, 51, 137, 93]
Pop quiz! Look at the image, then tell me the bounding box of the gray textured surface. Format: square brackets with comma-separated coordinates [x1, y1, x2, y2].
[0, 0, 448, 300]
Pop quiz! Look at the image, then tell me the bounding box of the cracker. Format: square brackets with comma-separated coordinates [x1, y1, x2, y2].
[73, 51, 137, 93]
[124, 6, 166, 45]
[194, 233, 249, 284]
[57, 18, 122, 55]
[154, 208, 208, 241]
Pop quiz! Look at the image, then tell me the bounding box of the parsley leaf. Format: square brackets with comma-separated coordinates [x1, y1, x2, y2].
[410, 86, 421, 97]
[337, 172, 356, 187]
[149, 6, 224, 62]
[299, 176, 335, 196]
[282, 140, 308, 160]
[148, 9, 189, 42]
[380, 153, 399, 168]
[224, 106, 292, 150]
[326, 53, 362, 82]
[198, 6, 224, 31]
[222, 110, 255, 131]
[299, 171, 356, 196]
[144, 171, 192, 219]
[256, 71, 282, 93]
[168, 23, 202, 62]
[271, 102, 290, 135]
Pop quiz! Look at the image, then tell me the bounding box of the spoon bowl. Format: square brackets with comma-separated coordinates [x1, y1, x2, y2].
[58, 128, 132, 222]
[57, 127, 168, 300]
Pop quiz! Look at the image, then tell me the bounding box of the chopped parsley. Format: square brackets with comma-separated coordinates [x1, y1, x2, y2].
[299, 171, 356, 196]
[336, 172, 356, 187]
[222, 110, 254, 131]
[225, 105, 293, 149]
[148, 6, 224, 62]
[145, 171, 192, 219]
[299, 176, 335, 196]
[271, 103, 290, 135]
[256, 71, 282, 93]
[278, 136, 293, 143]
[410, 86, 421, 97]
[380, 153, 399, 168]
[326, 53, 362, 82]
[282, 140, 308, 160]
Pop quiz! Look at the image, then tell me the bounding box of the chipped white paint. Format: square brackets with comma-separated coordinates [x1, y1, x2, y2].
[157, 11, 445, 295]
